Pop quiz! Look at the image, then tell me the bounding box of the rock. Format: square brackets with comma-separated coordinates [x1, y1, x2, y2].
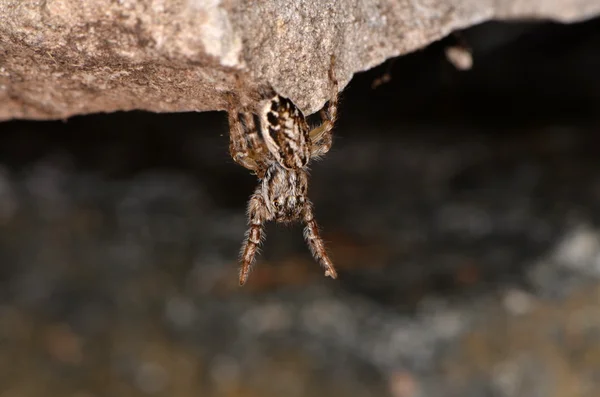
[1, 0, 599, 121]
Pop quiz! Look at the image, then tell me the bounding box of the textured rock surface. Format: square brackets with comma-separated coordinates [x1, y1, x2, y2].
[1, 0, 600, 121]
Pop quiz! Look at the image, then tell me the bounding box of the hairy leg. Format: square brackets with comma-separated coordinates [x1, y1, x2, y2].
[303, 200, 338, 279]
[309, 55, 339, 158]
[309, 115, 334, 158]
[239, 189, 270, 285]
[228, 110, 261, 172]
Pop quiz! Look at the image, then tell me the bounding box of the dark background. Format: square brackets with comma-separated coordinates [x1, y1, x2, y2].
[0, 17, 599, 397]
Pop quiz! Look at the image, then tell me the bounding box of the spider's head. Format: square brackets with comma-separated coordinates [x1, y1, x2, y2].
[262, 164, 309, 223]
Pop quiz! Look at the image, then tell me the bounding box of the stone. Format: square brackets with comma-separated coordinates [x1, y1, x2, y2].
[1, 0, 599, 121]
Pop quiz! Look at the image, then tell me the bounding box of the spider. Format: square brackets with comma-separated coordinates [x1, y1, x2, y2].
[227, 58, 340, 286]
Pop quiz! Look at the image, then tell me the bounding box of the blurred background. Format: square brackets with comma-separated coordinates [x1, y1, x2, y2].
[1, 17, 600, 397]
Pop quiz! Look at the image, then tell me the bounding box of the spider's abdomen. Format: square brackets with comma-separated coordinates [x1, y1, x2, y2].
[260, 95, 310, 169]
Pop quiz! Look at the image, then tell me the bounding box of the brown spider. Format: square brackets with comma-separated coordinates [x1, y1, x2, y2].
[227, 58, 339, 286]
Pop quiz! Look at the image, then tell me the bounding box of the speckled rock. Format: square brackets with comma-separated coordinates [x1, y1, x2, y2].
[1, 0, 599, 121]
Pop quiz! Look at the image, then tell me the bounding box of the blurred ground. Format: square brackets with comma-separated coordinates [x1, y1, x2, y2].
[1, 18, 600, 397]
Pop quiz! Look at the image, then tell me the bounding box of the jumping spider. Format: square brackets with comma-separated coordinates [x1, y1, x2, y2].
[228, 58, 339, 286]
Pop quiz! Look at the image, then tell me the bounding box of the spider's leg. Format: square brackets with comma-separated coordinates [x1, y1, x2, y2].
[309, 56, 339, 158]
[230, 111, 273, 177]
[239, 189, 270, 285]
[242, 112, 268, 160]
[309, 111, 334, 159]
[228, 110, 261, 172]
[303, 200, 338, 279]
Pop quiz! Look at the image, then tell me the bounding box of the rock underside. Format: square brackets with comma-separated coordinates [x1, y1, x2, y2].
[1, 0, 599, 121]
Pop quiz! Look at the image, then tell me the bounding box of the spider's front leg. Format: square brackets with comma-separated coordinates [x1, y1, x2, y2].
[303, 200, 338, 279]
[309, 57, 339, 159]
[239, 188, 271, 285]
[228, 110, 269, 177]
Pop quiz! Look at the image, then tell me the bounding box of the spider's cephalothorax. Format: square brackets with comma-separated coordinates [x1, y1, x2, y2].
[262, 164, 308, 223]
[227, 57, 339, 285]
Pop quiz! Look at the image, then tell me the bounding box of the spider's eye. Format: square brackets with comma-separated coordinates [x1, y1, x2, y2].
[273, 201, 279, 208]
